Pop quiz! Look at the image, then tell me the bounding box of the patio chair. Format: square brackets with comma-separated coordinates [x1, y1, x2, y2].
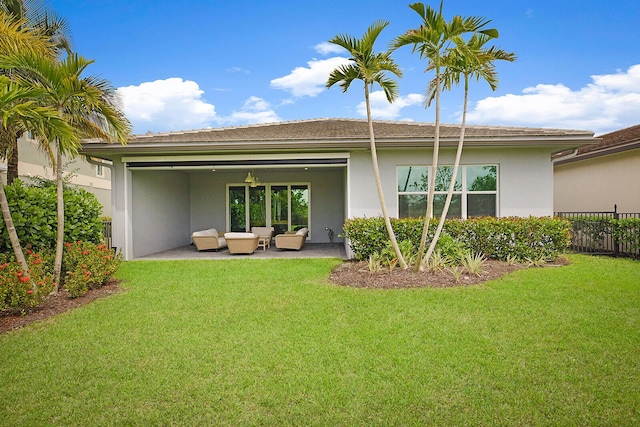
[192, 228, 227, 251]
[224, 232, 260, 254]
[275, 227, 309, 251]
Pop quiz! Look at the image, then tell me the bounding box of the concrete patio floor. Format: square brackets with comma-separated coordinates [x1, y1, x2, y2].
[135, 242, 348, 260]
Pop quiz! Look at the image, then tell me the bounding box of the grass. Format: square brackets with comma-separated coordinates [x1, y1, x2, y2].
[1, 255, 639, 426]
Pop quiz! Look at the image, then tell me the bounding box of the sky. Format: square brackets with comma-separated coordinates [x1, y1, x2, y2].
[47, 0, 640, 136]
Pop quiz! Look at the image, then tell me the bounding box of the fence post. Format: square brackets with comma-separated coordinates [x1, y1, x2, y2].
[613, 204, 619, 258]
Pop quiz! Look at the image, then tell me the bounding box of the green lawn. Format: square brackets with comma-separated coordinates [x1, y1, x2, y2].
[1, 255, 639, 426]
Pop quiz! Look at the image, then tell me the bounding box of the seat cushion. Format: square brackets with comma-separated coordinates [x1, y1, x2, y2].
[224, 232, 258, 240]
[192, 228, 218, 237]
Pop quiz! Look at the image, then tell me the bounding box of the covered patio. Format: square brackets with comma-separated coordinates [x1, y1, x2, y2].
[135, 242, 347, 260]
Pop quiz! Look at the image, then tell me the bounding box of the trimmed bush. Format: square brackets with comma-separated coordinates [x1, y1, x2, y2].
[63, 241, 122, 298]
[0, 249, 55, 313]
[0, 179, 104, 251]
[342, 216, 572, 261]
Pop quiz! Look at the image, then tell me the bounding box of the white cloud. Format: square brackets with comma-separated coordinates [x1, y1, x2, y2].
[357, 91, 424, 120]
[117, 78, 217, 133]
[466, 64, 640, 133]
[314, 42, 344, 55]
[270, 57, 351, 97]
[222, 96, 281, 125]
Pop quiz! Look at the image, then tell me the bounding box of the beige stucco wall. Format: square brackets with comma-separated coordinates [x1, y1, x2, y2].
[0, 134, 113, 216]
[554, 149, 640, 212]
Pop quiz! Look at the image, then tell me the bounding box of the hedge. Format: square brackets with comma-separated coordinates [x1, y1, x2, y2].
[342, 216, 572, 261]
[0, 179, 104, 252]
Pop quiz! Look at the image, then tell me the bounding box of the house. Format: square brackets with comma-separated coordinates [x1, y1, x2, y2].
[553, 124, 640, 213]
[79, 118, 596, 260]
[1, 132, 113, 216]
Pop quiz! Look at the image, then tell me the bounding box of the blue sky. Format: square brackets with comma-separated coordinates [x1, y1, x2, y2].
[49, 0, 640, 135]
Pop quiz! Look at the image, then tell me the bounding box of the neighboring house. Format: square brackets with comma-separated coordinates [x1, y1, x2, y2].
[554, 124, 640, 213]
[79, 118, 596, 260]
[0, 132, 113, 216]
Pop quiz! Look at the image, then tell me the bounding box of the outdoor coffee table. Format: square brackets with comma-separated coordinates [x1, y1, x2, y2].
[257, 236, 270, 251]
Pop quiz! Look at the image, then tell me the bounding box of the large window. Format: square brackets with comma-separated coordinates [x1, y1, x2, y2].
[228, 183, 309, 235]
[398, 165, 497, 218]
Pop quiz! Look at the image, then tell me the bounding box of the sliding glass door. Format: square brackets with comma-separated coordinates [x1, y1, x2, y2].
[291, 185, 309, 231]
[271, 185, 289, 235]
[249, 186, 267, 228]
[228, 186, 246, 232]
[228, 183, 309, 235]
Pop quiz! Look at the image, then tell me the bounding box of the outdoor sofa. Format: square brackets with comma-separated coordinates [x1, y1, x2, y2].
[224, 232, 260, 254]
[192, 228, 227, 251]
[275, 227, 309, 251]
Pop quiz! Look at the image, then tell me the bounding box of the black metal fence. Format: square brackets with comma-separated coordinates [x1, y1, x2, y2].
[555, 205, 640, 258]
[102, 220, 113, 250]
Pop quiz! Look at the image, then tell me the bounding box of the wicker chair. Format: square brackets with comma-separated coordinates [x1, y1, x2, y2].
[275, 228, 309, 250]
[192, 228, 227, 251]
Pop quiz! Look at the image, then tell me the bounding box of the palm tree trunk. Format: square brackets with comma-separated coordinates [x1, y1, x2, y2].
[423, 77, 470, 262]
[414, 68, 442, 271]
[364, 84, 408, 269]
[7, 136, 19, 184]
[53, 147, 64, 290]
[0, 180, 29, 276]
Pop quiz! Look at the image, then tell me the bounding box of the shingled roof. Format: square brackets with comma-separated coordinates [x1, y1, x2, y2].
[553, 123, 640, 164]
[81, 118, 596, 156]
[128, 118, 591, 142]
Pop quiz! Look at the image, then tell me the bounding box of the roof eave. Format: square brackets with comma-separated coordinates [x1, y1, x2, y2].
[554, 140, 640, 165]
[80, 135, 596, 158]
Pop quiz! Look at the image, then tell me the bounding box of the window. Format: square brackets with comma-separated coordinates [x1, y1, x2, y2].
[228, 183, 310, 235]
[96, 164, 104, 177]
[398, 165, 497, 219]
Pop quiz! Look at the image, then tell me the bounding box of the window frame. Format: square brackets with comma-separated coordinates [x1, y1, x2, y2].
[397, 164, 499, 219]
[226, 182, 311, 236]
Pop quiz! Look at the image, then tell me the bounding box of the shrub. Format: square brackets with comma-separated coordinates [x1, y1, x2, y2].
[0, 179, 104, 252]
[342, 216, 572, 261]
[612, 218, 640, 251]
[435, 233, 468, 264]
[381, 239, 417, 268]
[447, 217, 572, 261]
[0, 249, 55, 313]
[63, 242, 121, 298]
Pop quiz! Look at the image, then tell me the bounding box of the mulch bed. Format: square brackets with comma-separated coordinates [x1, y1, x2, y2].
[329, 259, 528, 289]
[0, 281, 122, 335]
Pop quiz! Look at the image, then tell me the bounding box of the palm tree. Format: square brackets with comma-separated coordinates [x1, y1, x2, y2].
[1, 51, 130, 287]
[422, 33, 516, 262]
[327, 20, 408, 269]
[0, 0, 70, 184]
[391, 2, 496, 270]
[0, 13, 70, 278]
[0, 77, 75, 277]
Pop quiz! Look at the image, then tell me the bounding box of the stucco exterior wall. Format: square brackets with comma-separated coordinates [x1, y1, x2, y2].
[0, 134, 113, 216]
[107, 144, 558, 259]
[348, 146, 555, 218]
[554, 149, 640, 212]
[131, 170, 191, 258]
